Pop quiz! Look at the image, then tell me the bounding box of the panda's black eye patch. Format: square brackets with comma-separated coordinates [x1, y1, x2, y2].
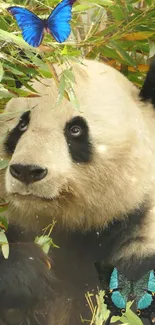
[4, 111, 30, 154]
[64, 116, 92, 163]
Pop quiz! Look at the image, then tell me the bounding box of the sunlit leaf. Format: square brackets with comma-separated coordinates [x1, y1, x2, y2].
[0, 29, 33, 49]
[149, 41, 155, 58]
[67, 87, 79, 110]
[73, 0, 113, 12]
[0, 231, 9, 259]
[63, 69, 76, 84]
[57, 74, 66, 104]
[35, 235, 59, 254]
[0, 85, 16, 99]
[122, 31, 155, 41]
[1, 242, 9, 259]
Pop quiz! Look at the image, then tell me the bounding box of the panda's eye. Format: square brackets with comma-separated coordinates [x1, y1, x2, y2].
[64, 116, 92, 163]
[18, 121, 28, 132]
[4, 110, 30, 155]
[69, 125, 82, 137]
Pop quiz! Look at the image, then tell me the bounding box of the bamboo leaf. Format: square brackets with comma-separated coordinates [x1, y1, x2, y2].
[122, 31, 155, 41]
[110, 40, 136, 66]
[0, 29, 33, 49]
[0, 62, 4, 82]
[0, 159, 9, 170]
[0, 231, 9, 259]
[0, 216, 9, 231]
[63, 69, 76, 84]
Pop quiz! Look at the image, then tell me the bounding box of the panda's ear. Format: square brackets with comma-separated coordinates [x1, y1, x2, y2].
[140, 61, 155, 107]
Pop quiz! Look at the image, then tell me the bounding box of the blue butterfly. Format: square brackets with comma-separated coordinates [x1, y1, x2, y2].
[7, 0, 76, 47]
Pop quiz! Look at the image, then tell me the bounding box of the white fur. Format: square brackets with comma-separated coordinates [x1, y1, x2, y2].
[0, 59, 155, 233]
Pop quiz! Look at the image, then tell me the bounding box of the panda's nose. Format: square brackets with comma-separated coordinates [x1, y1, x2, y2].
[9, 164, 48, 184]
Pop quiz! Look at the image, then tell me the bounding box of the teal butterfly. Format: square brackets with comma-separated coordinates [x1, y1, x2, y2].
[135, 270, 155, 325]
[104, 267, 130, 325]
[104, 268, 155, 325]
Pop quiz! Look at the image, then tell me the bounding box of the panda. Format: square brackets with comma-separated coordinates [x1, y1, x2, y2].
[0, 59, 155, 325]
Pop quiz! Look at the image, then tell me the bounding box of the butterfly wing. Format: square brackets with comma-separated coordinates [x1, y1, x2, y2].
[137, 292, 153, 310]
[108, 268, 128, 313]
[47, 0, 75, 43]
[109, 267, 118, 290]
[7, 6, 45, 47]
[148, 270, 155, 293]
[111, 291, 126, 310]
[134, 270, 155, 323]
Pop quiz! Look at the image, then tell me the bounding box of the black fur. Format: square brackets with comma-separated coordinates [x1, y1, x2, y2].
[93, 202, 151, 281]
[140, 62, 155, 107]
[4, 111, 30, 154]
[64, 116, 92, 163]
[0, 225, 53, 325]
[0, 202, 154, 325]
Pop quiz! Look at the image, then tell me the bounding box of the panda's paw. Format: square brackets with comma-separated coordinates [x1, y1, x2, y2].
[0, 242, 52, 309]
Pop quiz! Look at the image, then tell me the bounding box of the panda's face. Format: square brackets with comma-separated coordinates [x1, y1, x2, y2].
[2, 60, 153, 230]
[4, 101, 98, 230]
[5, 106, 92, 200]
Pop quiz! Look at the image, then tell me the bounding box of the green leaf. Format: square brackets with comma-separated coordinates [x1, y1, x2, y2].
[67, 87, 80, 110]
[111, 302, 143, 325]
[73, 0, 113, 12]
[3, 63, 24, 76]
[0, 206, 8, 213]
[88, 0, 113, 5]
[95, 290, 110, 323]
[0, 62, 4, 82]
[57, 74, 66, 104]
[0, 159, 9, 170]
[124, 308, 143, 325]
[0, 29, 33, 49]
[110, 40, 136, 66]
[73, 4, 95, 12]
[149, 41, 155, 58]
[35, 235, 59, 254]
[145, 0, 155, 5]
[61, 45, 68, 55]
[2, 242, 9, 259]
[111, 5, 125, 20]
[0, 86, 16, 99]
[64, 69, 76, 84]
[39, 67, 53, 78]
[0, 231, 9, 259]
[0, 216, 9, 230]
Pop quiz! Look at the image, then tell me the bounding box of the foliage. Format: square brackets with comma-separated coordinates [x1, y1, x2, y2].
[0, 0, 155, 110]
[35, 221, 59, 254]
[0, 210, 9, 259]
[84, 291, 143, 325]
